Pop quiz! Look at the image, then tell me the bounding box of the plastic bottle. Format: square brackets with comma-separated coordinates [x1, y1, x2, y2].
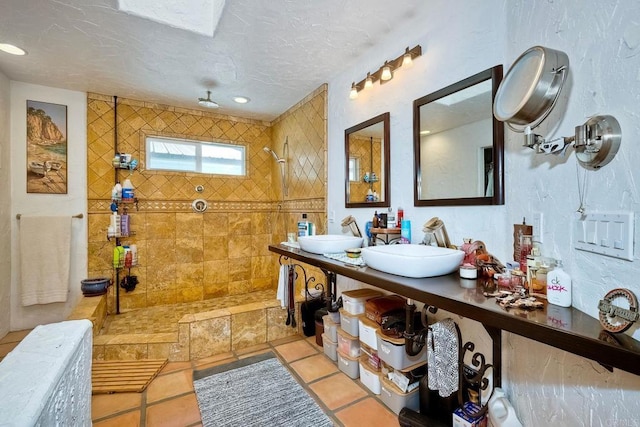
[488, 387, 523, 427]
[400, 219, 411, 244]
[298, 213, 309, 237]
[114, 182, 122, 201]
[120, 212, 130, 237]
[122, 178, 134, 202]
[129, 244, 138, 266]
[387, 207, 396, 228]
[110, 212, 121, 238]
[547, 260, 572, 307]
[397, 207, 404, 228]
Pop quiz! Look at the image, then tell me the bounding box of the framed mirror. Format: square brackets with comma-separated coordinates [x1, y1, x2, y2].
[413, 65, 504, 206]
[345, 112, 390, 208]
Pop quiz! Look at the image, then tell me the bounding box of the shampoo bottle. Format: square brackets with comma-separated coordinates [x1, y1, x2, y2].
[547, 260, 571, 307]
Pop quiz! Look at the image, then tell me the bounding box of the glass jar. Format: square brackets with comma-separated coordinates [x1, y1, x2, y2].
[519, 235, 533, 273]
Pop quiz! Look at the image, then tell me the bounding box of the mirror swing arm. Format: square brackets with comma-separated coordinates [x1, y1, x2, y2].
[494, 45, 621, 170]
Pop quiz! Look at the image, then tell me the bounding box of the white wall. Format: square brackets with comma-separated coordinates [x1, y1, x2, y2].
[9, 82, 87, 331]
[503, 0, 640, 425]
[0, 70, 11, 337]
[328, 0, 640, 424]
[421, 119, 492, 199]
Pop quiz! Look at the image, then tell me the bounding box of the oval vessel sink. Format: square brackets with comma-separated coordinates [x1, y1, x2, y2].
[361, 244, 464, 278]
[297, 235, 364, 255]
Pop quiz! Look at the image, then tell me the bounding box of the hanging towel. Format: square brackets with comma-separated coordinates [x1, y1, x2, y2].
[427, 318, 459, 398]
[19, 216, 72, 306]
[276, 265, 288, 308]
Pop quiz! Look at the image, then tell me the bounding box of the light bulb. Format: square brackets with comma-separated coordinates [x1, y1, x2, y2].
[0, 43, 27, 55]
[381, 64, 392, 81]
[364, 73, 373, 89]
[402, 50, 413, 68]
[349, 83, 358, 100]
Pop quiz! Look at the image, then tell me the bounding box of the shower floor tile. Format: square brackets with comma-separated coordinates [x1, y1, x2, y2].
[101, 290, 275, 335]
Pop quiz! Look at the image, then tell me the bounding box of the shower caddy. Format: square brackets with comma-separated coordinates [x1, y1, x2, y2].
[106, 95, 139, 315]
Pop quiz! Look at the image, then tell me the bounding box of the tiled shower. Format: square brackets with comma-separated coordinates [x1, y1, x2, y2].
[86, 86, 327, 315]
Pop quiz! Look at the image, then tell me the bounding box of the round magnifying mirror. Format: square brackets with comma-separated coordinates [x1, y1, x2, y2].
[493, 46, 569, 130]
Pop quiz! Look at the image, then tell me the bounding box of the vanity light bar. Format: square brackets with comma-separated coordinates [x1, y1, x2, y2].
[349, 45, 422, 99]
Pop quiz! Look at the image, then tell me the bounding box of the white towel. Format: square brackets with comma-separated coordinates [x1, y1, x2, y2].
[276, 265, 288, 308]
[19, 216, 72, 306]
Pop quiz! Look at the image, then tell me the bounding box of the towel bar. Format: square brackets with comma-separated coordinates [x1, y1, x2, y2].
[16, 213, 84, 220]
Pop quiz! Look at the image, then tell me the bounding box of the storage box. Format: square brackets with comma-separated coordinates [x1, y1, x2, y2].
[380, 376, 419, 415]
[337, 328, 360, 358]
[365, 295, 406, 324]
[453, 402, 487, 427]
[358, 316, 379, 350]
[359, 356, 381, 394]
[377, 331, 427, 370]
[337, 350, 360, 379]
[322, 333, 337, 361]
[323, 315, 339, 342]
[386, 361, 426, 393]
[360, 342, 380, 371]
[342, 289, 383, 315]
[339, 308, 360, 337]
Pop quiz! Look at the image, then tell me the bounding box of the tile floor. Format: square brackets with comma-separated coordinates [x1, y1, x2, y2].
[1, 331, 399, 426]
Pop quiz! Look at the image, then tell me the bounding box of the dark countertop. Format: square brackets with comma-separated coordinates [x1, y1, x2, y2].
[269, 244, 640, 377]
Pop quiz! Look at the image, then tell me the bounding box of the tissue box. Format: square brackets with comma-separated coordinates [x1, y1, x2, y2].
[452, 402, 487, 427]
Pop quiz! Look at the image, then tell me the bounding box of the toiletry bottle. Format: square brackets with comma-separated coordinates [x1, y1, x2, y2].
[122, 178, 134, 202]
[110, 211, 121, 238]
[366, 189, 373, 202]
[397, 207, 404, 228]
[130, 244, 138, 266]
[114, 181, 122, 201]
[372, 211, 379, 228]
[547, 260, 572, 307]
[120, 210, 130, 237]
[298, 213, 309, 237]
[519, 234, 532, 273]
[400, 219, 411, 244]
[387, 207, 396, 228]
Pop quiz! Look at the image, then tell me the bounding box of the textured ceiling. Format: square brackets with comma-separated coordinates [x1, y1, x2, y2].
[0, 0, 427, 121]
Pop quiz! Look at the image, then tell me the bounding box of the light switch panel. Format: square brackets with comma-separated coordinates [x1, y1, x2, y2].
[574, 211, 634, 261]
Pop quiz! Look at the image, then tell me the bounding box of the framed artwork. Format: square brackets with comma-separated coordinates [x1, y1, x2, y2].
[26, 100, 68, 194]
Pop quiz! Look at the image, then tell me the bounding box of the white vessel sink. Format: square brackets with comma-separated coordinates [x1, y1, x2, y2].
[361, 244, 464, 278]
[297, 235, 363, 255]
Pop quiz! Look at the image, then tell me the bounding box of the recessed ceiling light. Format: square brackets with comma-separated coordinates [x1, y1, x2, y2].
[233, 96, 250, 104]
[0, 43, 27, 56]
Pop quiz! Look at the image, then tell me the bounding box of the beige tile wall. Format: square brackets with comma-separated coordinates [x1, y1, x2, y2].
[87, 86, 327, 311]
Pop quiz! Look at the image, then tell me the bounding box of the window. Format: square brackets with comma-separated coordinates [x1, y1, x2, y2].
[348, 157, 360, 182]
[146, 136, 246, 176]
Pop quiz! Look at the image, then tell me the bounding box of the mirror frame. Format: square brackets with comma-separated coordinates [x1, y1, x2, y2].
[345, 112, 391, 208]
[413, 65, 504, 206]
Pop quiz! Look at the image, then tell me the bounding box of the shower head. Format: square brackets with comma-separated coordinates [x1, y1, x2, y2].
[263, 146, 285, 163]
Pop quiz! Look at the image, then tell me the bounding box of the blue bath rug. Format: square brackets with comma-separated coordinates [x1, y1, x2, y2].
[193, 352, 333, 427]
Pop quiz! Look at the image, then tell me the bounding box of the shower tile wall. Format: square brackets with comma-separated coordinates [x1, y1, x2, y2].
[348, 135, 382, 204]
[86, 87, 327, 312]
